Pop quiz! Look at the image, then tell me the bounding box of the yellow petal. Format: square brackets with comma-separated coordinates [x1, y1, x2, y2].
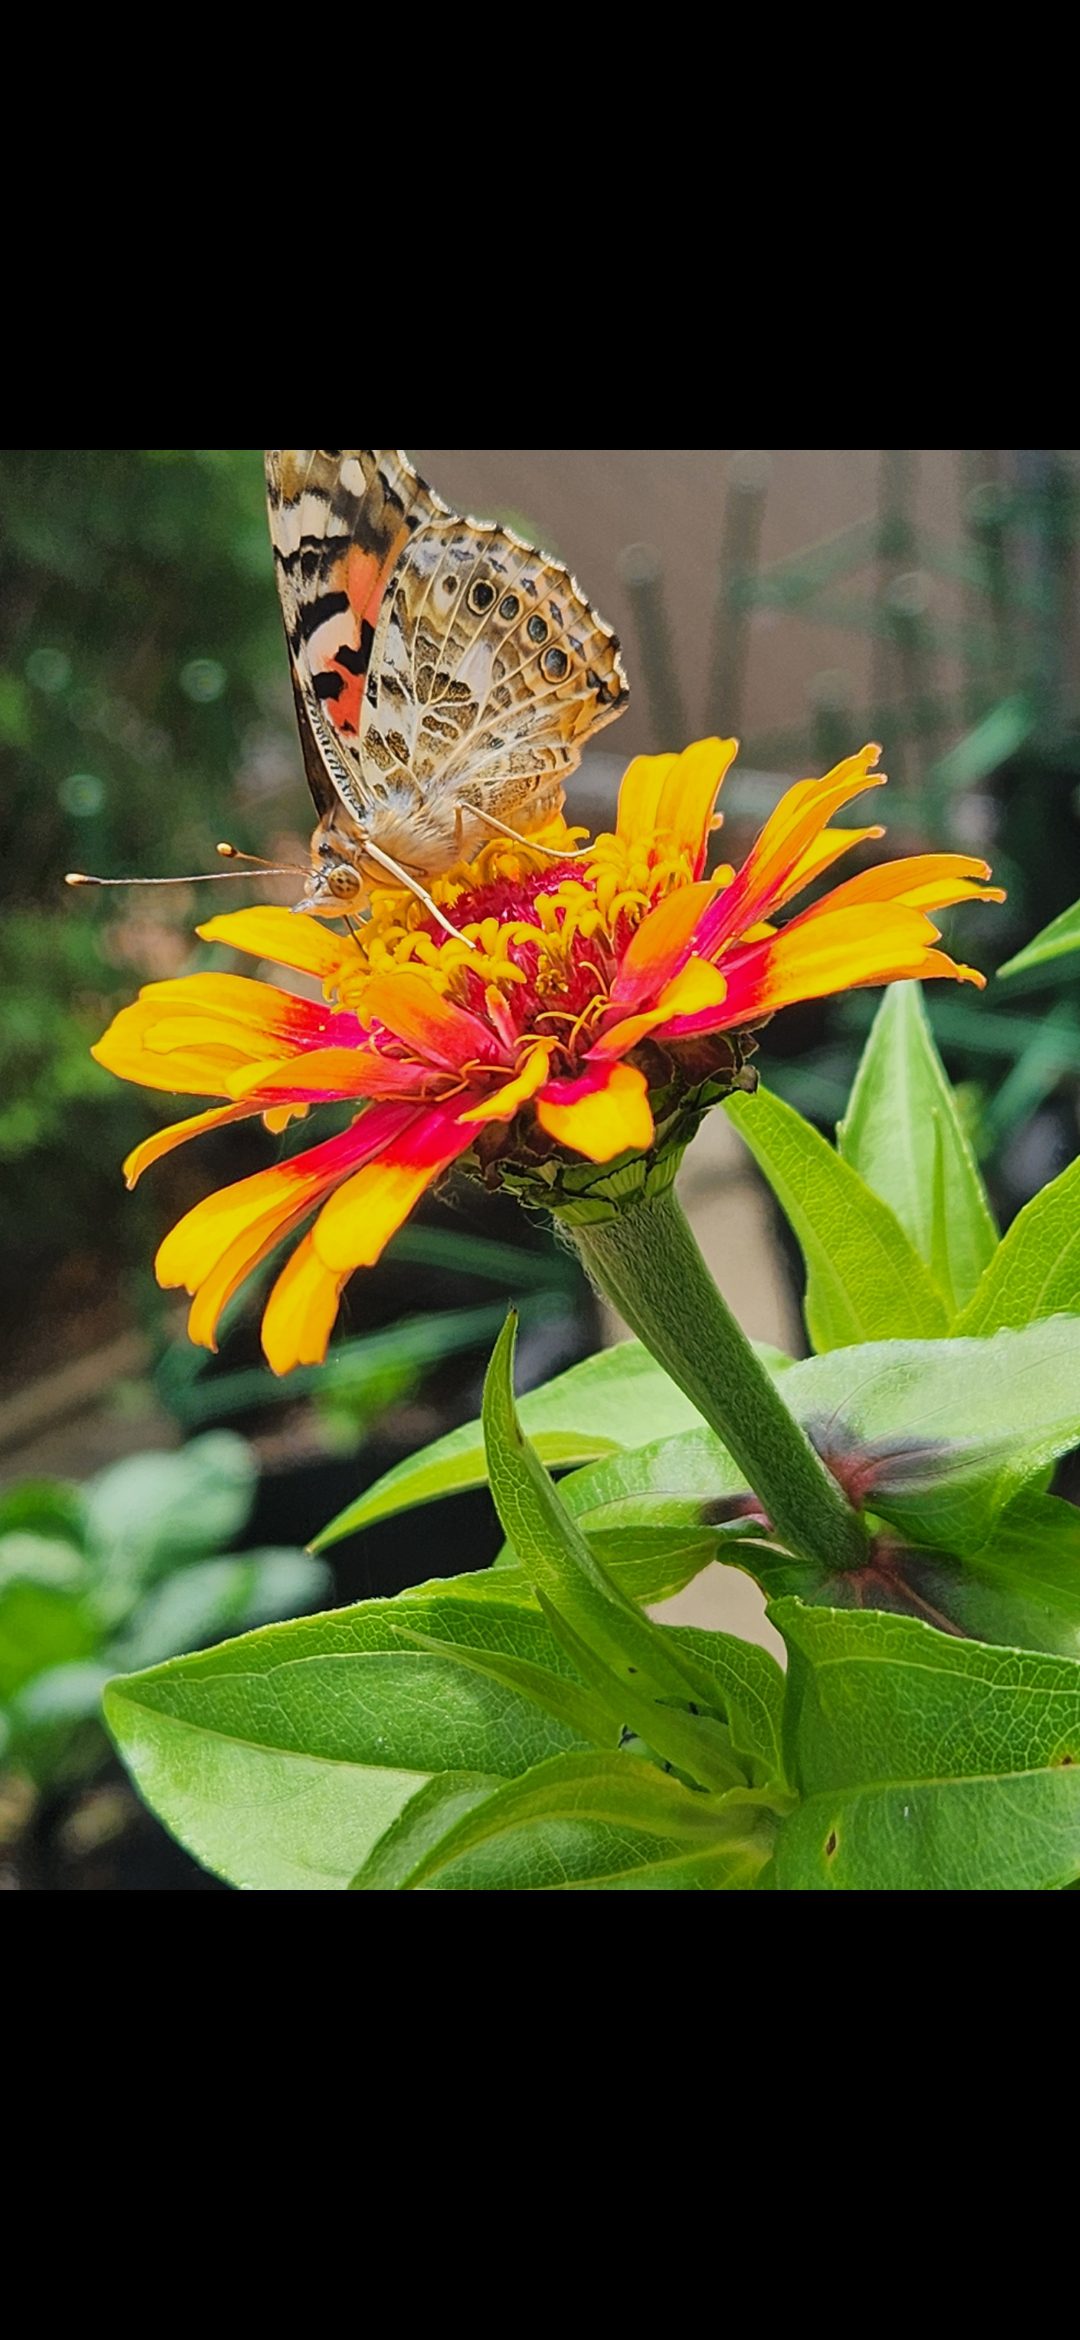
[197, 906, 356, 982]
[458, 1043, 555, 1125]
[536, 1063, 654, 1162]
[653, 737, 739, 871]
[186, 1196, 313, 1352]
[791, 853, 1005, 921]
[311, 1158, 442, 1274]
[260, 1235, 347, 1375]
[615, 751, 680, 844]
[122, 1102, 262, 1189]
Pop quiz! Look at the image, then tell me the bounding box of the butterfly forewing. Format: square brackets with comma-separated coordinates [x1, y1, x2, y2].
[265, 448, 628, 900]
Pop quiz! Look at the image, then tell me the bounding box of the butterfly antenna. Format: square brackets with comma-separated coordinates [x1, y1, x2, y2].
[67, 844, 306, 891]
[216, 842, 306, 874]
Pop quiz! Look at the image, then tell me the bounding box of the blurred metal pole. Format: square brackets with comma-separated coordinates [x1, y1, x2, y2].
[964, 455, 1013, 706]
[618, 542, 688, 748]
[961, 450, 1002, 722]
[872, 449, 917, 775]
[708, 451, 769, 735]
[1015, 449, 1074, 735]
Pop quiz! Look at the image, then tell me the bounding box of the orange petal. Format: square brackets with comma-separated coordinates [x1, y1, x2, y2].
[714, 904, 985, 1028]
[359, 969, 497, 1071]
[653, 737, 739, 874]
[122, 1101, 264, 1189]
[610, 881, 717, 1010]
[590, 956, 728, 1062]
[197, 906, 357, 982]
[228, 1048, 441, 1104]
[186, 1193, 315, 1352]
[312, 1108, 475, 1273]
[132, 971, 329, 1034]
[260, 1234, 348, 1376]
[536, 1063, 654, 1162]
[92, 1001, 237, 1097]
[787, 853, 1006, 924]
[766, 824, 886, 909]
[615, 751, 680, 844]
[699, 745, 887, 954]
[155, 1113, 414, 1293]
[458, 1042, 556, 1125]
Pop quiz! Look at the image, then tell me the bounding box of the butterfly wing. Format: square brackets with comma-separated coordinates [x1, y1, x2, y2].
[265, 448, 445, 826]
[266, 450, 629, 879]
[361, 515, 629, 861]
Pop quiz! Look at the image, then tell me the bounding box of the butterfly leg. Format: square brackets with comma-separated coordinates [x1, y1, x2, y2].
[358, 837, 476, 949]
[455, 803, 592, 860]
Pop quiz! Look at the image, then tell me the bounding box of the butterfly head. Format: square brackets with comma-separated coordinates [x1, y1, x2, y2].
[297, 819, 369, 916]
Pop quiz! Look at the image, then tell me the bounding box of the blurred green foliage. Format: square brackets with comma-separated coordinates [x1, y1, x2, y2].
[0, 450, 287, 1321]
[0, 1430, 329, 1796]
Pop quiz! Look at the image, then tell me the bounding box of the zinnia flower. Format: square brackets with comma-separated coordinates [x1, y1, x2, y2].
[92, 739, 1002, 1374]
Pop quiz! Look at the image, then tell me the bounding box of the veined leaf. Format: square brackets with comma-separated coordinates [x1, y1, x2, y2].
[726, 1085, 948, 1350]
[560, 1319, 1080, 1580]
[311, 1339, 709, 1551]
[104, 1581, 598, 1891]
[771, 1601, 1080, 1890]
[837, 982, 997, 1315]
[999, 895, 1080, 979]
[955, 1155, 1080, 1334]
[351, 1751, 776, 1891]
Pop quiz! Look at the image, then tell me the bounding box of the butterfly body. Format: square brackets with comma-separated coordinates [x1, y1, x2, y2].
[266, 449, 629, 918]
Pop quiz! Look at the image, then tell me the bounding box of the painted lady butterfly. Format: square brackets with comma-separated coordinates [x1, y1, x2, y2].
[265, 449, 629, 929]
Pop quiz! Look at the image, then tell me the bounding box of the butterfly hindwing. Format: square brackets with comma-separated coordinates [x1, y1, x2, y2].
[266, 449, 629, 890]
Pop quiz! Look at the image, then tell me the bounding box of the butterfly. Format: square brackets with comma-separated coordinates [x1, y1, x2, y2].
[265, 450, 629, 932]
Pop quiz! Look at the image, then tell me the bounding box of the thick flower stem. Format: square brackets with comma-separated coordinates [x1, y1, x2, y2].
[570, 1185, 868, 1576]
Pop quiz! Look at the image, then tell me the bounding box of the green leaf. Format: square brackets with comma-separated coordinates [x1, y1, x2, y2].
[84, 1432, 255, 1586]
[311, 1339, 705, 1551]
[0, 1480, 85, 1545]
[999, 895, 1080, 979]
[104, 1579, 599, 1890]
[481, 1315, 747, 1791]
[725, 1085, 949, 1349]
[387, 1617, 619, 1750]
[0, 1533, 87, 1595]
[561, 1320, 1080, 1578]
[771, 1601, 1080, 1890]
[948, 1491, 1080, 1658]
[837, 982, 997, 1314]
[109, 1550, 332, 1673]
[664, 1625, 787, 1784]
[954, 1156, 1080, 1334]
[0, 1578, 96, 1702]
[350, 1751, 776, 1890]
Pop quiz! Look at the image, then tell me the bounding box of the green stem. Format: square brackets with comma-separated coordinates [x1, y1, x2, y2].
[570, 1185, 867, 1575]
